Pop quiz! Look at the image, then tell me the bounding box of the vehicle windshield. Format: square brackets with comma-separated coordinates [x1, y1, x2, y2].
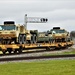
[50, 29, 66, 33]
[0, 25, 16, 30]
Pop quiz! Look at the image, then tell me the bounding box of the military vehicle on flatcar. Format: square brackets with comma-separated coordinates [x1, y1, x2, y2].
[48, 27, 71, 42]
[0, 21, 37, 44]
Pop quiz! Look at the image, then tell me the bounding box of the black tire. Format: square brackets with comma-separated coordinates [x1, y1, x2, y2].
[14, 38, 17, 44]
[30, 35, 34, 44]
[18, 34, 23, 44]
[22, 35, 26, 44]
[33, 34, 37, 44]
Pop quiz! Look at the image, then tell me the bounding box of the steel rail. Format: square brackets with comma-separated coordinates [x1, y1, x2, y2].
[0, 54, 75, 62]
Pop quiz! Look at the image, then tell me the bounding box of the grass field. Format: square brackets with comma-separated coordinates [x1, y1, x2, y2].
[43, 48, 75, 56]
[0, 60, 75, 75]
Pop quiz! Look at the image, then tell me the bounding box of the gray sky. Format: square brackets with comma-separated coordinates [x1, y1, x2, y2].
[0, 0, 75, 32]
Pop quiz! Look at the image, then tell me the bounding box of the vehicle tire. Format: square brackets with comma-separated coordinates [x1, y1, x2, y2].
[18, 34, 23, 44]
[30, 35, 34, 44]
[33, 34, 37, 44]
[22, 35, 26, 44]
[14, 38, 18, 44]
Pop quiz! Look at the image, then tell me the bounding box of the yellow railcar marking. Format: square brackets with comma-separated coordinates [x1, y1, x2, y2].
[0, 41, 73, 52]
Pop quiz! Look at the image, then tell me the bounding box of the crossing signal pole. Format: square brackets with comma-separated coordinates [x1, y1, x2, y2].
[24, 14, 27, 29]
[24, 14, 48, 29]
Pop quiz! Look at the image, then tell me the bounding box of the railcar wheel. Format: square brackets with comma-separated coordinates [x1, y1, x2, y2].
[18, 46, 22, 53]
[58, 44, 62, 50]
[18, 49, 22, 53]
[8, 50, 12, 54]
[14, 50, 17, 54]
[18, 34, 23, 44]
[2, 51, 6, 54]
[46, 47, 51, 51]
[7, 49, 12, 54]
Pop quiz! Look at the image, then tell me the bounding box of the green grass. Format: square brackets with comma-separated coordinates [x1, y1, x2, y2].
[0, 60, 75, 75]
[63, 49, 75, 54]
[43, 49, 75, 56]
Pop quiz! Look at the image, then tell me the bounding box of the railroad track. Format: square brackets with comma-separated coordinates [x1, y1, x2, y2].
[0, 47, 74, 62]
[0, 54, 75, 62]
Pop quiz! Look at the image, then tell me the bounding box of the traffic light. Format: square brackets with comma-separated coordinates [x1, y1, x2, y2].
[40, 18, 48, 23]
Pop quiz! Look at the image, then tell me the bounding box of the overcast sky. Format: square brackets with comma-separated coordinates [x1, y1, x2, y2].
[0, 0, 75, 32]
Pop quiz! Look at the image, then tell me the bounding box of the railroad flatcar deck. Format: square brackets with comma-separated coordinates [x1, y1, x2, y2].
[0, 41, 73, 54]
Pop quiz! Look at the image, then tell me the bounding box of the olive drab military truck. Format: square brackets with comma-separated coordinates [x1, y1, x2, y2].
[0, 21, 36, 44]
